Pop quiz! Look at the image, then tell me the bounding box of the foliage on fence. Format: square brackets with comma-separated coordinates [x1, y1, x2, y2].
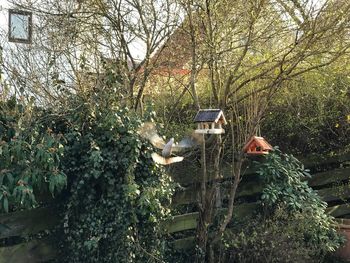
[60, 101, 175, 263]
[0, 151, 349, 261]
[0, 94, 176, 263]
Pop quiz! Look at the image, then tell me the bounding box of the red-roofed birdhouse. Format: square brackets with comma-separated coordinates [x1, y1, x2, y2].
[243, 136, 273, 155]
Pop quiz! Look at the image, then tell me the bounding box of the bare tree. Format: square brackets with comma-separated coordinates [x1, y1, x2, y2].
[162, 0, 350, 261]
[3, 0, 182, 111]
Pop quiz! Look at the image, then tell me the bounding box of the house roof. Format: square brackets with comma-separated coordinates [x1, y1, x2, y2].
[194, 109, 227, 124]
[243, 136, 273, 152]
[152, 68, 191, 76]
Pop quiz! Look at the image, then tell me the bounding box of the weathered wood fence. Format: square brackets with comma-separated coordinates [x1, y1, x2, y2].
[0, 152, 349, 262]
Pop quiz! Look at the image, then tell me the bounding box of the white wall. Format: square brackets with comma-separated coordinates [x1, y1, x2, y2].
[0, 0, 10, 42]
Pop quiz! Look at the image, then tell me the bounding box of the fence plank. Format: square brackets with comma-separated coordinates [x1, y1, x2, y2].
[0, 239, 55, 263]
[171, 152, 350, 186]
[170, 160, 256, 186]
[173, 167, 350, 206]
[0, 206, 59, 239]
[173, 236, 195, 250]
[301, 152, 350, 169]
[309, 168, 350, 188]
[173, 181, 262, 206]
[327, 204, 350, 218]
[163, 203, 258, 234]
[317, 185, 350, 203]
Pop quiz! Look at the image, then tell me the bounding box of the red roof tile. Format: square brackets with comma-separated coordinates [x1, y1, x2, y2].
[243, 136, 273, 152]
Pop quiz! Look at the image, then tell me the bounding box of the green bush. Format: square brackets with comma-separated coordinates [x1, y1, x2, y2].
[225, 209, 321, 263]
[221, 149, 343, 262]
[0, 90, 175, 262]
[258, 149, 343, 254]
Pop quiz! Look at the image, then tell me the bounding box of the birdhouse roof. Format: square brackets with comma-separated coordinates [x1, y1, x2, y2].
[243, 136, 273, 152]
[194, 109, 227, 124]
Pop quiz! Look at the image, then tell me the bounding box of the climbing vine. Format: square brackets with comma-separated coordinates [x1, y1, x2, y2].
[59, 101, 175, 262]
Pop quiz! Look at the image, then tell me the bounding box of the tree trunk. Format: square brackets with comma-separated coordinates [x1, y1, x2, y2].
[196, 134, 222, 262]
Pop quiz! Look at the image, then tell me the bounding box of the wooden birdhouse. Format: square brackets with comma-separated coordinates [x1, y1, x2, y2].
[194, 109, 227, 134]
[243, 136, 273, 155]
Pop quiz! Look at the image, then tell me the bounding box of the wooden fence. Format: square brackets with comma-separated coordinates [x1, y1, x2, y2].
[0, 152, 349, 262]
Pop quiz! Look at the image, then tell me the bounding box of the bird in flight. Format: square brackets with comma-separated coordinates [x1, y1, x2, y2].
[138, 122, 200, 165]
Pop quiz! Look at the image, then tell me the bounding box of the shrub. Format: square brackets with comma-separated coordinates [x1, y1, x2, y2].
[262, 71, 350, 155]
[225, 209, 320, 263]
[0, 97, 66, 212]
[222, 149, 343, 262]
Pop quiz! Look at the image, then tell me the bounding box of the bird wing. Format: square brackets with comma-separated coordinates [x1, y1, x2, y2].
[172, 137, 196, 152]
[138, 122, 203, 153]
[137, 122, 165, 149]
[172, 131, 203, 152]
[162, 138, 174, 157]
[151, 153, 184, 165]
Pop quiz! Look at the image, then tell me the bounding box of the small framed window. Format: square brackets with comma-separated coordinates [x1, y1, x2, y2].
[8, 9, 32, 44]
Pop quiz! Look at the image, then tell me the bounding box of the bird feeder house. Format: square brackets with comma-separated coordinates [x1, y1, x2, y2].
[243, 136, 273, 155]
[194, 109, 227, 134]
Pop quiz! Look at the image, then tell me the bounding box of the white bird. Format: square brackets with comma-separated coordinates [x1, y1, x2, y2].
[138, 122, 200, 165]
[152, 137, 183, 165]
[137, 122, 165, 149]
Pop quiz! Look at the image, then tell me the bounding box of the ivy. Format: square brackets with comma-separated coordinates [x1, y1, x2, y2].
[55, 98, 174, 262]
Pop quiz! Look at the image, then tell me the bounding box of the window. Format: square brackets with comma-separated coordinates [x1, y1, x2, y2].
[8, 9, 32, 44]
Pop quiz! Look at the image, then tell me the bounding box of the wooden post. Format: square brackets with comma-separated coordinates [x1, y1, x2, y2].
[196, 133, 208, 263]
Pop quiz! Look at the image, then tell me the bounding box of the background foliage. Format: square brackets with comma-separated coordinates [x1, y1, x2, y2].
[262, 69, 350, 155]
